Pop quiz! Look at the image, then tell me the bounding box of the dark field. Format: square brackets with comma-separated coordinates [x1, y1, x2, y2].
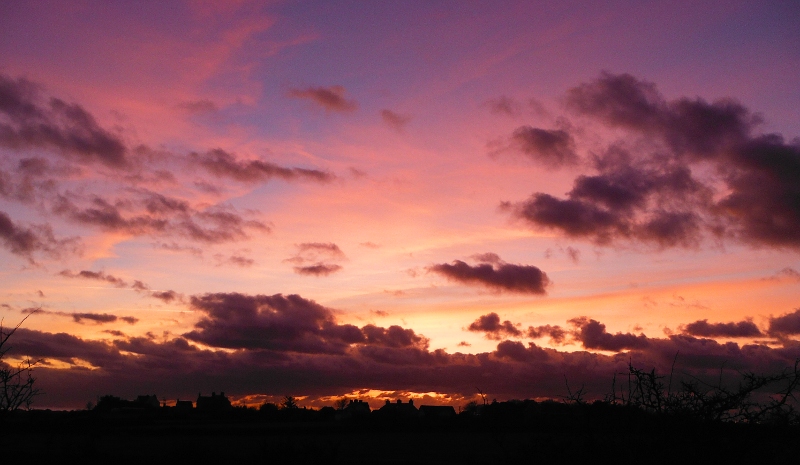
[1, 406, 798, 464]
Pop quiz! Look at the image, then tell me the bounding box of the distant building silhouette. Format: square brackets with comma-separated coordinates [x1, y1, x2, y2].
[135, 395, 160, 409]
[336, 399, 371, 420]
[174, 399, 193, 411]
[95, 394, 160, 412]
[376, 399, 418, 419]
[196, 392, 232, 412]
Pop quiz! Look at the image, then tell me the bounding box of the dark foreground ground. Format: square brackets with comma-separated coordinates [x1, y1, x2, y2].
[1, 406, 798, 464]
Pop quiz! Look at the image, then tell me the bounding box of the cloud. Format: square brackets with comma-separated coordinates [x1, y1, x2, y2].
[296, 242, 346, 258]
[381, 109, 411, 131]
[467, 313, 522, 339]
[58, 269, 127, 288]
[71, 313, 138, 325]
[526, 324, 567, 344]
[775, 267, 800, 281]
[428, 254, 549, 294]
[506, 126, 579, 168]
[494, 340, 548, 362]
[294, 263, 342, 276]
[0, 210, 78, 261]
[22, 308, 138, 325]
[569, 317, 649, 351]
[288, 85, 358, 112]
[150, 290, 182, 303]
[190, 149, 334, 184]
[565, 246, 580, 263]
[768, 308, 800, 336]
[184, 292, 347, 353]
[505, 72, 800, 250]
[0, 73, 127, 167]
[680, 319, 763, 338]
[184, 292, 427, 355]
[13, 308, 800, 410]
[286, 242, 346, 276]
[52, 192, 268, 244]
[361, 324, 428, 349]
[469, 252, 502, 264]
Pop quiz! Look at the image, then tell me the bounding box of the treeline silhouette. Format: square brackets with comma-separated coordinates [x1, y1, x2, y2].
[1, 360, 800, 463]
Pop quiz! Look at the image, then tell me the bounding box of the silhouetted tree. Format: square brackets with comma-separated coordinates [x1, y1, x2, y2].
[0, 313, 40, 412]
[612, 358, 800, 424]
[281, 395, 298, 409]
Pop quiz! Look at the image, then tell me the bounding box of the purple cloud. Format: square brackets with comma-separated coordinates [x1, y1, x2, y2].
[288, 85, 358, 113]
[429, 254, 549, 294]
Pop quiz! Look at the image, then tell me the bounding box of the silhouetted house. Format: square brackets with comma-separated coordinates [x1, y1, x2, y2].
[134, 394, 160, 409]
[345, 399, 371, 415]
[418, 405, 457, 419]
[336, 399, 371, 420]
[174, 400, 194, 411]
[318, 406, 336, 420]
[196, 392, 232, 412]
[375, 399, 418, 419]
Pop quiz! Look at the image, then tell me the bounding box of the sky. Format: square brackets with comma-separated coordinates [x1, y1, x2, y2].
[1, 0, 799, 410]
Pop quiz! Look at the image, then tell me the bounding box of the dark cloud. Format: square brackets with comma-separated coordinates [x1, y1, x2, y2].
[494, 340, 548, 363]
[680, 319, 763, 338]
[139, 191, 190, 215]
[53, 194, 168, 235]
[526, 324, 567, 344]
[467, 312, 522, 339]
[294, 263, 342, 276]
[52, 192, 268, 244]
[508, 126, 579, 168]
[20, 308, 138, 325]
[768, 308, 800, 336]
[190, 149, 333, 184]
[102, 330, 126, 337]
[569, 317, 649, 351]
[505, 72, 800, 250]
[381, 109, 411, 131]
[469, 252, 502, 264]
[565, 72, 753, 156]
[12, 309, 800, 410]
[0, 210, 77, 261]
[184, 293, 344, 353]
[72, 313, 137, 325]
[184, 292, 425, 355]
[361, 324, 428, 349]
[428, 255, 549, 294]
[0, 73, 127, 167]
[58, 269, 127, 288]
[288, 85, 358, 112]
[151, 290, 181, 303]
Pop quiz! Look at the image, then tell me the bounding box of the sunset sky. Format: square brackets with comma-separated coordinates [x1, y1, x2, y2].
[1, 1, 799, 410]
